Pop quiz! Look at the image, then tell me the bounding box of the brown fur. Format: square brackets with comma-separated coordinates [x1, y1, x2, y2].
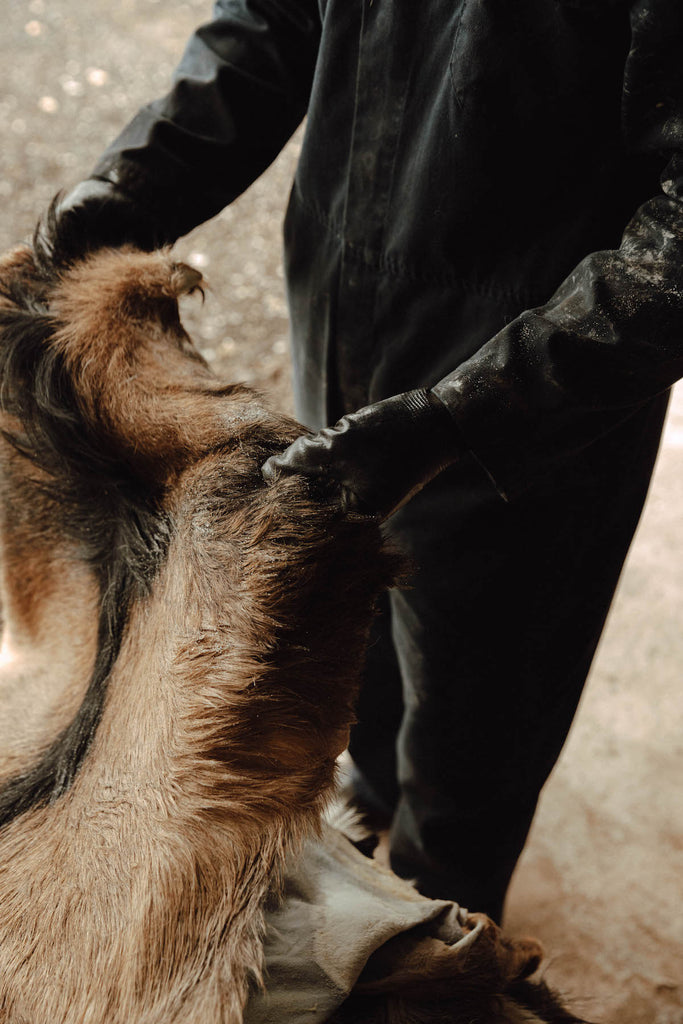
[0, 243, 393, 1022]
[326, 896, 586, 1024]
[0, 239, 588, 1024]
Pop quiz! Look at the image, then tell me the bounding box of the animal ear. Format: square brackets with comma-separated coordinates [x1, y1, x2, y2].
[47, 250, 205, 335]
[169, 262, 204, 298]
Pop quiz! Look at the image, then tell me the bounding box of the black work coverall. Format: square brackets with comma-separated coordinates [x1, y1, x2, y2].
[93, 0, 683, 918]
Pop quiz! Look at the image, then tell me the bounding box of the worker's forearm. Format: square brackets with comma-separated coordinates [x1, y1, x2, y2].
[91, 0, 321, 240]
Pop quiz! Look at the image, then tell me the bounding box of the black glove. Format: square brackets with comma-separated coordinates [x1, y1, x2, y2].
[44, 178, 173, 265]
[262, 388, 463, 521]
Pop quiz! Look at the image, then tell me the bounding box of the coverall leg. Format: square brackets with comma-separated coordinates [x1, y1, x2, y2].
[349, 394, 668, 921]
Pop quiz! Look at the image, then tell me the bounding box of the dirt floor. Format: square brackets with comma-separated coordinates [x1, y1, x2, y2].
[1, 3, 682, 1021]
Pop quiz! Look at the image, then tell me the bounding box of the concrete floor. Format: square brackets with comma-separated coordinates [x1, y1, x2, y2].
[1, 3, 682, 1020]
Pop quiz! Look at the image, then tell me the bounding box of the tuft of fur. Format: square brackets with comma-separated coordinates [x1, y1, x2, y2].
[328, 911, 592, 1024]
[0, 220, 394, 1022]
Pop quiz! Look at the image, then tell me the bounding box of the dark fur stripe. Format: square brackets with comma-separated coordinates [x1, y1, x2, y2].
[0, 505, 172, 825]
[0, 582, 126, 821]
[0, 263, 172, 825]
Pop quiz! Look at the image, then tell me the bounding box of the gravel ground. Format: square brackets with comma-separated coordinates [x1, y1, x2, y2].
[0, 0, 298, 412]
[2, 3, 682, 1022]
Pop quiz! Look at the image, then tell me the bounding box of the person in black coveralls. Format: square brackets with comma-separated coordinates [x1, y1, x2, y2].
[59, 0, 683, 922]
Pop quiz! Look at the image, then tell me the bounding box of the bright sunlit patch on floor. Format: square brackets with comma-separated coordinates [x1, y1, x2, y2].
[0, 637, 16, 669]
[662, 425, 683, 448]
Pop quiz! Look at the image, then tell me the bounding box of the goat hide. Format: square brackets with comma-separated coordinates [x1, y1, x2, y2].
[0, 233, 393, 1022]
[0, 228, 588, 1024]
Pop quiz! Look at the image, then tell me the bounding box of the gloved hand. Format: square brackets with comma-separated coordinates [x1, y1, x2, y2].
[44, 178, 172, 265]
[262, 388, 463, 521]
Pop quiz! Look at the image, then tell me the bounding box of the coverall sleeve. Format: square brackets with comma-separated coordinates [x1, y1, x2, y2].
[432, 0, 683, 498]
[91, 0, 320, 240]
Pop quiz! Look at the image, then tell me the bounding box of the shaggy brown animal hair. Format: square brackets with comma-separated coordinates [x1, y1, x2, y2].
[0, 221, 589, 1024]
[328, 908, 587, 1024]
[0, 227, 394, 1022]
